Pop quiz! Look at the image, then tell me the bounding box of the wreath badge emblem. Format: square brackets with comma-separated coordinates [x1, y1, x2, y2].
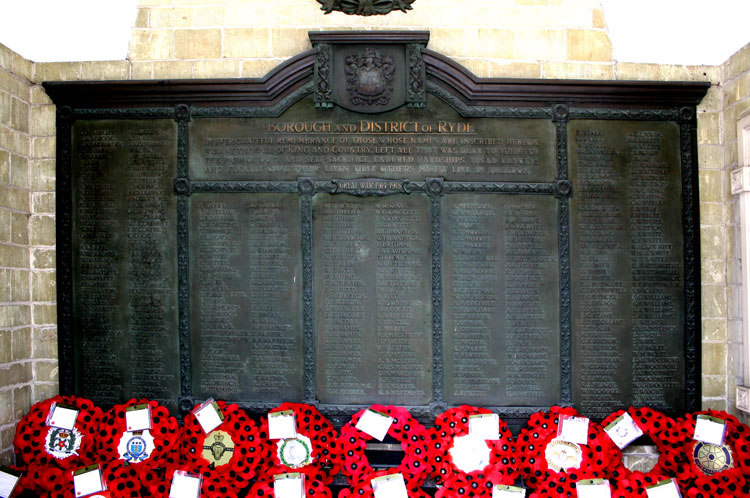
[202, 430, 235, 468]
[44, 426, 83, 459]
[544, 439, 583, 472]
[117, 430, 155, 463]
[277, 434, 314, 468]
[693, 441, 734, 475]
[344, 48, 395, 106]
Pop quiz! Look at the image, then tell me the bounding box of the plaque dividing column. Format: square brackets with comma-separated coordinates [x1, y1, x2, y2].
[428, 178, 445, 408]
[176, 104, 192, 414]
[299, 178, 316, 403]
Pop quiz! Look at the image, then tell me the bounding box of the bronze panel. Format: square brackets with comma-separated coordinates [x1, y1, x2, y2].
[313, 193, 433, 406]
[189, 95, 555, 183]
[71, 119, 179, 412]
[189, 193, 304, 402]
[569, 120, 685, 419]
[443, 194, 560, 406]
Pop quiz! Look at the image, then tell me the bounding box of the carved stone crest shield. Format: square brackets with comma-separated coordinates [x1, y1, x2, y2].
[344, 48, 395, 106]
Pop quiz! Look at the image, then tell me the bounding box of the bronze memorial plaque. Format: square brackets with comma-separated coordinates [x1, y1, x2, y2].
[313, 193, 433, 406]
[570, 120, 685, 419]
[50, 31, 705, 420]
[189, 193, 304, 402]
[71, 119, 179, 412]
[444, 194, 560, 407]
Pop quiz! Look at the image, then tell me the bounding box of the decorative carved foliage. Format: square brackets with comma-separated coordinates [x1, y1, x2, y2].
[316, 0, 416, 16]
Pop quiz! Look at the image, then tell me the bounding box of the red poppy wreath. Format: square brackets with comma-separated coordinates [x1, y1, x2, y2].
[248, 467, 333, 498]
[180, 400, 269, 497]
[338, 405, 430, 495]
[516, 406, 621, 491]
[257, 402, 341, 485]
[676, 410, 750, 498]
[427, 405, 516, 497]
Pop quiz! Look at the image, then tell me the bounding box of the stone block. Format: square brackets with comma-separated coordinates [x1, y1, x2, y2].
[725, 42, 750, 81]
[0, 390, 11, 425]
[700, 202, 725, 226]
[32, 104, 57, 136]
[32, 136, 55, 159]
[33, 192, 55, 215]
[0, 305, 30, 328]
[728, 258, 742, 286]
[0, 91, 10, 127]
[0, 426, 12, 452]
[10, 154, 28, 189]
[30, 215, 55, 247]
[34, 361, 58, 383]
[516, 29, 567, 61]
[452, 59, 488, 78]
[0, 185, 29, 212]
[487, 61, 541, 79]
[701, 285, 727, 319]
[130, 29, 173, 61]
[194, 6, 225, 27]
[699, 169, 723, 203]
[35, 62, 81, 82]
[30, 159, 55, 191]
[698, 144, 722, 170]
[702, 343, 727, 376]
[80, 61, 131, 81]
[0, 150, 8, 184]
[32, 271, 56, 303]
[0, 330, 9, 363]
[148, 7, 193, 28]
[131, 62, 154, 80]
[33, 304, 56, 326]
[13, 384, 30, 419]
[0, 70, 30, 99]
[592, 8, 605, 28]
[135, 7, 149, 28]
[192, 60, 241, 78]
[697, 85, 721, 113]
[174, 29, 221, 60]
[515, 0, 563, 5]
[728, 285, 741, 320]
[11, 98, 29, 133]
[225, 28, 272, 58]
[659, 65, 718, 83]
[702, 398, 728, 411]
[11, 328, 30, 361]
[33, 383, 58, 403]
[32, 249, 55, 270]
[272, 28, 311, 58]
[33, 327, 57, 359]
[701, 259, 725, 285]
[567, 29, 612, 62]
[0, 269, 9, 301]
[9, 213, 28, 246]
[12, 53, 33, 82]
[10, 269, 29, 302]
[152, 61, 194, 79]
[0, 210, 8, 244]
[0, 363, 31, 386]
[240, 59, 284, 78]
[697, 112, 720, 145]
[0, 44, 11, 69]
[30, 86, 52, 105]
[0, 244, 29, 269]
[543, 61, 614, 79]
[0, 127, 30, 156]
[223, 4, 267, 27]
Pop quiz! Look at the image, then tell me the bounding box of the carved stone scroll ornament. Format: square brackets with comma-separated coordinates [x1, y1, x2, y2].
[344, 48, 395, 106]
[316, 0, 416, 16]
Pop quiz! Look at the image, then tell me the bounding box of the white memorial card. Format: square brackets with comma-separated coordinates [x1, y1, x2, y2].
[125, 404, 152, 432]
[274, 473, 304, 498]
[576, 479, 611, 498]
[269, 411, 298, 440]
[73, 466, 106, 497]
[0, 467, 21, 498]
[693, 415, 726, 445]
[355, 409, 394, 442]
[169, 471, 201, 498]
[558, 415, 590, 445]
[469, 413, 500, 440]
[47, 403, 79, 430]
[604, 413, 643, 449]
[646, 479, 682, 498]
[371, 474, 408, 498]
[492, 484, 525, 498]
[193, 400, 224, 435]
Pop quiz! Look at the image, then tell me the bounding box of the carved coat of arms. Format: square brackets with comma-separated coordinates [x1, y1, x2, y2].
[344, 48, 395, 106]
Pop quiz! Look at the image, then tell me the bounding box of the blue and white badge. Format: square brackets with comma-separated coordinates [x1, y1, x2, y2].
[117, 430, 155, 463]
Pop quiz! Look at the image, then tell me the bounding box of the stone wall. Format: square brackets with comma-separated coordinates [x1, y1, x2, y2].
[2, 0, 748, 465]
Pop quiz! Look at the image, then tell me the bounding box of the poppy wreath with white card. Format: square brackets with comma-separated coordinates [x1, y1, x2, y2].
[338, 468, 430, 498]
[675, 410, 750, 497]
[96, 399, 179, 488]
[180, 400, 270, 497]
[516, 406, 620, 491]
[13, 396, 102, 472]
[248, 468, 333, 498]
[258, 403, 342, 485]
[427, 405, 517, 494]
[338, 405, 430, 491]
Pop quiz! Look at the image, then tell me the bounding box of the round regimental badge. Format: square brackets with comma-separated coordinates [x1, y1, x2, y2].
[202, 430, 235, 467]
[544, 439, 583, 472]
[277, 434, 314, 469]
[693, 441, 734, 475]
[44, 426, 83, 459]
[118, 430, 155, 463]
